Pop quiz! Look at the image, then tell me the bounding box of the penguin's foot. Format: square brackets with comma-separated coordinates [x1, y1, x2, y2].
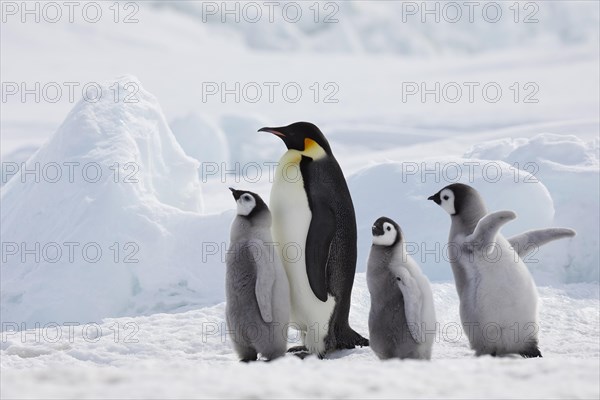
[287, 345, 308, 353]
[287, 346, 325, 360]
[520, 346, 543, 358]
[335, 328, 369, 350]
[291, 351, 312, 360]
[240, 358, 257, 363]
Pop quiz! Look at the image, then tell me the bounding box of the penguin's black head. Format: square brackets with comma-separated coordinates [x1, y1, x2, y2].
[371, 217, 402, 247]
[259, 122, 332, 156]
[427, 183, 481, 216]
[229, 188, 268, 219]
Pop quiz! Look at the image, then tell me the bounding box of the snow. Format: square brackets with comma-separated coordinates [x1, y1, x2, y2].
[1, 144, 38, 187]
[1, 276, 598, 399]
[464, 134, 600, 283]
[170, 113, 230, 165]
[0, 77, 233, 327]
[348, 158, 559, 281]
[155, 1, 600, 55]
[1, 1, 599, 398]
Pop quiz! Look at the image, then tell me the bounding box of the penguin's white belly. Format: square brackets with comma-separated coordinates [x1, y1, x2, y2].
[457, 235, 538, 352]
[270, 152, 335, 354]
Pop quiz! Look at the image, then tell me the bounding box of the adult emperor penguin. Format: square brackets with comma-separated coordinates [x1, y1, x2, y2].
[225, 188, 290, 361]
[367, 217, 436, 360]
[259, 122, 368, 357]
[428, 183, 576, 357]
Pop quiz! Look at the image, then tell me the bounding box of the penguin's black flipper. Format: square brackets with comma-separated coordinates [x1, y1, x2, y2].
[305, 201, 336, 302]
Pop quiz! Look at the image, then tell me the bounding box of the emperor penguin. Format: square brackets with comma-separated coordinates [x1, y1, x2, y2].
[367, 217, 436, 360]
[428, 183, 576, 357]
[225, 188, 291, 361]
[259, 122, 368, 357]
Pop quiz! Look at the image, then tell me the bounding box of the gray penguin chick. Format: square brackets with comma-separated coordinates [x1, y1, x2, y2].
[428, 183, 576, 357]
[225, 188, 290, 361]
[367, 217, 436, 360]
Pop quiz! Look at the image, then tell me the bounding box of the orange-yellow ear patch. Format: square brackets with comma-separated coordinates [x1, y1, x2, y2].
[303, 138, 326, 160]
[304, 138, 317, 151]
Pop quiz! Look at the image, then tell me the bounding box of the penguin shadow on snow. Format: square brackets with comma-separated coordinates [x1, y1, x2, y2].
[283, 342, 370, 360]
[318, 346, 372, 360]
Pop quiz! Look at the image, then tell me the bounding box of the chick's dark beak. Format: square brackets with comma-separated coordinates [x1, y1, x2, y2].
[372, 224, 384, 236]
[229, 187, 243, 200]
[428, 193, 441, 205]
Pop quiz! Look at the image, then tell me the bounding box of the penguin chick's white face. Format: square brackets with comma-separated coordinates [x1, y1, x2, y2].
[439, 188, 456, 215]
[372, 222, 398, 247]
[236, 193, 257, 216]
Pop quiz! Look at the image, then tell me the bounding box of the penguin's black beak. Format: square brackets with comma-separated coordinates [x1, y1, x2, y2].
[258, 127, 286, 138]
[428, 192, 441, 205]
[372, 224, 384, 236]
[229, 187, 243, 200]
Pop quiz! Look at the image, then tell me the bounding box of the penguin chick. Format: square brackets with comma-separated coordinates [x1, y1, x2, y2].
[428, 183, 576, 357]
[225, 188, 290, 361]
[367, 217, 436, 360]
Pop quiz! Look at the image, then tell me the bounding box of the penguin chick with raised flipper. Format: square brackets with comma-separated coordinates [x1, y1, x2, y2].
[367, 217, 436, 360]
[225, 188, 290, 361]
[428, 183, 576, 358]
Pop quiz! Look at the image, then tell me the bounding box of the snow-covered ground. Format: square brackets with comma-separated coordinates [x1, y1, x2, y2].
[1, 1, 599, 398]
[2, 276, 599, 399]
